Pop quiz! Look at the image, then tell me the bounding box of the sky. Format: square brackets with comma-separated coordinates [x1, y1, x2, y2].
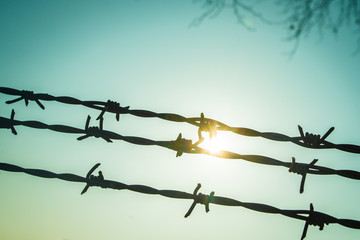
[0, 0, 360, 239]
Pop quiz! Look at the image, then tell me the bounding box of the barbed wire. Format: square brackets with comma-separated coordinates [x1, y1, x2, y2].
[1, 110, 360, 194]
[1, 161, 359, 239]
[1, 87, 359, 154]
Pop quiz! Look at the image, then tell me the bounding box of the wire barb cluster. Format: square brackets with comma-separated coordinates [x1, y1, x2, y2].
[289, 157, 318, 193]
[97, 100, 129, 121]
[198, 112, 217, 141]
[0, 109, 17, 135]
[171, 133, 200, 157]
[81, 163, 106, 194]
[184, 183, 215, 218]
[77, 116, 112, 142]
[6, 90, 45, 109]
[301, 203, 329, 240]
[298, 125, 335, 148]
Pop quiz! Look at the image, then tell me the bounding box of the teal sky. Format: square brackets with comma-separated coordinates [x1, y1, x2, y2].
[1, 1, 360, 239]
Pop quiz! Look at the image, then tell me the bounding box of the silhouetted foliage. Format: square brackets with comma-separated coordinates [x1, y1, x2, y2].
[193, 0, 360, 54]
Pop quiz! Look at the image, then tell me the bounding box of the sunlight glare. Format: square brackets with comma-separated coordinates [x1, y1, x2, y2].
[199, 132, 227, 154]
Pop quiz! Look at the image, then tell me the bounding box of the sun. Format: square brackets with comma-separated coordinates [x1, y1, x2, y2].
[198, 132, 227, 154]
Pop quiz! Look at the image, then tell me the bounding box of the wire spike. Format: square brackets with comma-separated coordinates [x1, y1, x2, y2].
[298, 125, 305, 139]
[99, 117, 103, 130]
[176, 133, 182, 141]
[320, 127, 335, 142]
[35, 99, 45, 110]
[11, 126, 17, 135]
[85, 115, 91, 130]
[102, 137, 112, 143]
[6, 97, 23, 105]
[77, 135, 89, 141]
[86, 163, 101, 179]
[96, 110, 105, 120]
[193, 183, 201, 194]
[81, 163, 101, 195]
[10, 109, 15, 120]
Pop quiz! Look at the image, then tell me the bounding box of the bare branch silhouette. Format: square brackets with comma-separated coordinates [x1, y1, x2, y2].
[192, 0, 275, 29]
[193, 0, 360, 54]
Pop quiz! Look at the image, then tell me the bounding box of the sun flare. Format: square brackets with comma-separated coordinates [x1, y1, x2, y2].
[198, 132, 227, 154]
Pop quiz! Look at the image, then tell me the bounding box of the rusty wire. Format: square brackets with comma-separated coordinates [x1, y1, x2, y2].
[0, 161, 359, 239]
[1, 110, 360, 194]
[1, 87, 359, 154]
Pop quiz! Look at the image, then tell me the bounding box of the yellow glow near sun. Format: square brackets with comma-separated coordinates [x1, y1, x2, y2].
[198, 132, 227, 154]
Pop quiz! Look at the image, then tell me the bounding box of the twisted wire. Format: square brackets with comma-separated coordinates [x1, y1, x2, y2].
[1, 87, 359, 154]
[1, 161, 359, 239]
[1, 111, 360, 194]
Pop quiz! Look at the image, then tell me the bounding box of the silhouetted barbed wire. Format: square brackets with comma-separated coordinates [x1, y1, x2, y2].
[1, 110, 360, 194]
[1, 87, 359, 154]
[0, 161, 359, 239]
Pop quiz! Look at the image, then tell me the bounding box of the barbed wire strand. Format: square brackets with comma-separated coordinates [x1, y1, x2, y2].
[1, 161, 360, 239]
[1, 87, 359, 154]
[1, 111, 360, 194]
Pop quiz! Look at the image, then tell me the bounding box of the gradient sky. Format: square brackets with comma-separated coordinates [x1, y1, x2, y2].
[1, 1, 360, 240]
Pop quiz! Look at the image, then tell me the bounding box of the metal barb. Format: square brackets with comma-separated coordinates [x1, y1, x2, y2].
[81, 163, 100, 194]
[10, 109, 17, 135]
[198, 112, 217, 141]
[301, 203, 329, 240]
[77, 116, 112, 142]
[96, 100, 129, 121]
[0, 109, 17, 135]
[289, 157, 318, 193]
[298, 125, 334, 147]
[173, 133, 197, 157]
[5, 90, 45, 109]
[184, 183, 215, 218]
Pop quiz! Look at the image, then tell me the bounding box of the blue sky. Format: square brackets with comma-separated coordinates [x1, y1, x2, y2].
[0, 1, 360, 239]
